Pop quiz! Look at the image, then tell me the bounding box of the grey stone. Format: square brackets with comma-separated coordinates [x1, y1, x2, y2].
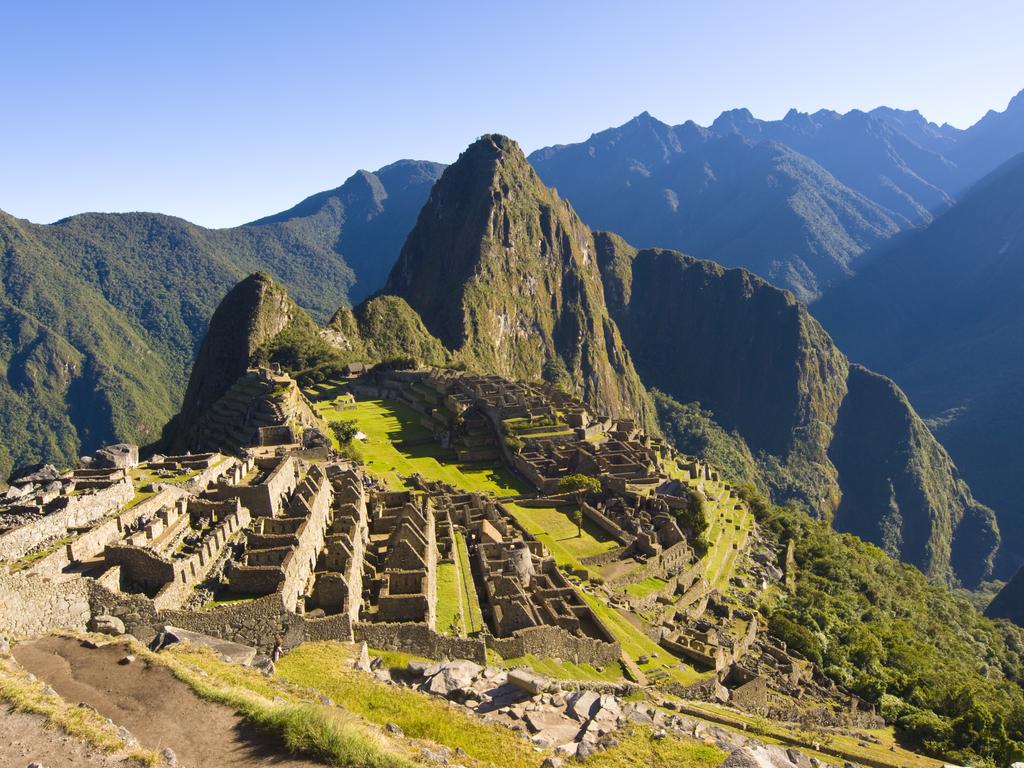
[118, 654, 135, 665]
[507, 668, 548, 696]
[576, 741, 596, 761]
[541, 757, 564, 768]
[354, 642, 372, 672]
[88, 614, 125, 636]
[162, 746, 178, 766]
[386, 722, 404, 737]
[567, 690, 600, 721]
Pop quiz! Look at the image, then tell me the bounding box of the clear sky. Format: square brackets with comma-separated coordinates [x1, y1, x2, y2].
[3, 0, 1023, 228]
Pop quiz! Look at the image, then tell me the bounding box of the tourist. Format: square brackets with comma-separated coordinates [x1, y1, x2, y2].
[271, 637, 283, 663]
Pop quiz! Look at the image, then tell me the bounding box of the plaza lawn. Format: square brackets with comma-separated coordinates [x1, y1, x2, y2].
[436, 533, 485, 637]
[625, 576, 668, 599]
[504, 503, 618, 577]
[316, 397, 527, 496]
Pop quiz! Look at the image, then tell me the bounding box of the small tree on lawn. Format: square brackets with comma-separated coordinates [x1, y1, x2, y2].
[557, 474, 601, 537]
[330, 420, 359, 447]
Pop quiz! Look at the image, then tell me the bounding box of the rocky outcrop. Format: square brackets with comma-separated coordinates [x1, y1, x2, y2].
[166, 272, 313, 451]
[595, 233, 998, 586]
[383, 135, 654, 428]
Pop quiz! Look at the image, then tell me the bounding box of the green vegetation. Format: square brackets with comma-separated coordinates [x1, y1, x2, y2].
[583, 727, 725, 768]
[151, 641, 413, 768]
[434, 562, 464, 636]
[504, 502, 618, 576]
[579, 591, 704, 685]
[316, 397, 526, 495]
[454, 532, 484, 633]
[501, 654, 625, 683]
[750, 491, 1024, 765]
[625, 576, 668, 599]
[277, 642, 540, 768]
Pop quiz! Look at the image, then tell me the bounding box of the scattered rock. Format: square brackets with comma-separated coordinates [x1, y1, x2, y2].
[354, 642, 372, 672]
[87, 615, 125, 636]
[507, 668, 548, 696]
[386, 722, 404, 737]
[318, 694, 333, 706]
[162, 746, 178, 766]
[27, 762, 45, 768]
[576, 740, 596, 761]
[118, 654, 135, 665]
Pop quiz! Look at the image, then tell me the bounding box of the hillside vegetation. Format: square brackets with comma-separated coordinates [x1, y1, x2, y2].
[0, 160, 441, 481]
[751, 490, 1024, 765]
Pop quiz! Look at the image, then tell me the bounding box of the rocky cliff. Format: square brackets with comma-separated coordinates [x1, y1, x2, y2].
[594, 233, 998, 585]
[383, 135, 653, 427]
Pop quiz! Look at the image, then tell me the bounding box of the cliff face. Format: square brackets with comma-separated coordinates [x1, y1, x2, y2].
[987, 566, 1024, 628]
[167, 272, 308, 450]
[384, 135, 653, 427]
[594, 232, 998, 585]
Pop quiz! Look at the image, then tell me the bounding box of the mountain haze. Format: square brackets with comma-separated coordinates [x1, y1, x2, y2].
[815, 152, 1024, 574]
[530, 88, 1024, 299]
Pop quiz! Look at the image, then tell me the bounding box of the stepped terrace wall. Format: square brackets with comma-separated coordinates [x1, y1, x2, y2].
[0, 479, 134, 562]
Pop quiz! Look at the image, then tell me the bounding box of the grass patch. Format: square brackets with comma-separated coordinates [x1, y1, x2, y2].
[435, 562, 463, 636]
[454, 532, 484, 633]
[10, 533, 77, 572]
[504, 503, 618, 576]
[148, 642, 414, 768]
[625, 576, 669, 599]
[586, 726, 725, 768]
[502, 653, 625, 682]
[318, 398, 527, 495]
[277, 641, 539, 768]
[579, 593, 705, 686]
[0, 653, 158, 765]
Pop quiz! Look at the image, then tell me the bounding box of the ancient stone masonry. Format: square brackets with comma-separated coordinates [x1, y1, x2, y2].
[224, 461, 333, 610]
[0, 467, 134, 562]
[176, 367, 328, 455]
[361, 489, 437, 625]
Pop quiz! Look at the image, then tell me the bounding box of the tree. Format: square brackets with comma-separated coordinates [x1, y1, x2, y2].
[330, 420, 359, 446]
[557, 474, 601, 537]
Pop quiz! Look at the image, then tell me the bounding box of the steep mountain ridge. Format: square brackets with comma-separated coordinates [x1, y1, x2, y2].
[384, 134, 654, 427]
[529, 88, 1024, 299]
[594, 232, 998, 585]
[815, 152, 1024, 574]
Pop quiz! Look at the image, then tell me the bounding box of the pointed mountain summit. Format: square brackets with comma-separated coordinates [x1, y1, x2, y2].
[384, 134, 653, 425]
[167, 271, 315, 450]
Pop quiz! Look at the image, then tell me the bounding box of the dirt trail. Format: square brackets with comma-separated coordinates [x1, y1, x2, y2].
[0, 706, 130, 768]
[14, 636, 322, 768]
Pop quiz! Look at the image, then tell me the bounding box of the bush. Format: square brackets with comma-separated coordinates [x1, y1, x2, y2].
[330, 420, 359, 446]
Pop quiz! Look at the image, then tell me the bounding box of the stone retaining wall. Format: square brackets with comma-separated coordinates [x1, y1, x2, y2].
[0, 480, 134, 562]
[354, 621, 487, 664]
[0, 572, 91, 637]
[486, 624, 621, 667]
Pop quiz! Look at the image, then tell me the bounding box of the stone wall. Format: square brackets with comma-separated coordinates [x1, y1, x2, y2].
[353, 621, 487, 664]
[0, 572, 91, 638]
[486, 624, 621, 667]
[0, 479, 134, 561]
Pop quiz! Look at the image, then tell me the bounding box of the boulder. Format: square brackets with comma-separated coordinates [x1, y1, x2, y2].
[567, 690, 600, 721]
[719, 746, 799, 768]
[93, 444, 140, 469]
[88, 615, 125, 636]
[161, 626, 256, 665]
[507, 668, 549, 696]
[8, 463, 60, 488]
[354, 642, 372, 672]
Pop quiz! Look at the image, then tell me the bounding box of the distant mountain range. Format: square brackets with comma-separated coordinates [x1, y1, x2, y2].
[529, 89, 1024, 300]
[815, 152, 1024, 576]
[0, 160, 442, 479]
[172, 134, 998, 586]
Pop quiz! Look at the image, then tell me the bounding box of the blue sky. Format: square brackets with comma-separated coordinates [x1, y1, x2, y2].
[3, 1, 1023, 228]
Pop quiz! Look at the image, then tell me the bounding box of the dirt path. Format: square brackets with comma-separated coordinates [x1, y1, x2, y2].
[14, 636, 322, 768]
[0, 706, 131, 768]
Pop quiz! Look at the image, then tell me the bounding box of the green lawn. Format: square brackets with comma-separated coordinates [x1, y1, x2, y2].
[501, 653, 625, 682]
[580, 591, 706, 686]
[504, 502, 618, 576]
[434, 562, 463, 636]
[316, 398, 527, 496]
[453, 532, 484, 634]
[625, 576, 669, 599]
